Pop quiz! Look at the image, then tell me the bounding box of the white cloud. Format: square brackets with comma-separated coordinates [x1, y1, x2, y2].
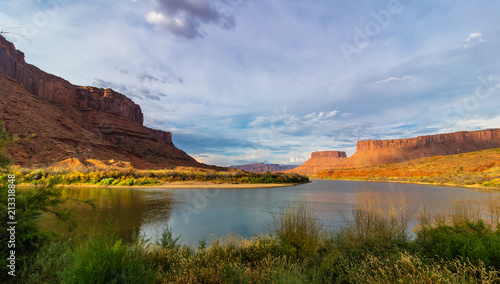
[289, 157, 306, 164]
[248, 116, 269, 127]
[375, 75, 416, 85]
[460, 32, 486, 48]
[303, 110, 339, 121]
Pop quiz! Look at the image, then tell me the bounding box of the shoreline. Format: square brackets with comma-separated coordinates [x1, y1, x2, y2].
[315, 177, 500, 192]
[19, 181, 302, 189]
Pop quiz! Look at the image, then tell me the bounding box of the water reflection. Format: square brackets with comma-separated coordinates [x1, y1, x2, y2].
[46, 187, 175, 243]
[48, 180, 500, 246]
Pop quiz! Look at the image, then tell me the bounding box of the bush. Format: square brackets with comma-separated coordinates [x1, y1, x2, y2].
[415, 221, 500, 269]
[271, 201, 323, 261]
[98, 178, 115, 186]
[66, 228, 156, 284]
[334, 192, 411, 257]
[30, 169, 46, 181]
[20, 240, 72, 284]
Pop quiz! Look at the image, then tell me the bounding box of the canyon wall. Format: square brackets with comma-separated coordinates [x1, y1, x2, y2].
[341, 129, 500, 168]
[311, 151, 347, 159]
[0, 35, 204, 169]
[286, 151, 348, 175]
[0, 35, 142, 124]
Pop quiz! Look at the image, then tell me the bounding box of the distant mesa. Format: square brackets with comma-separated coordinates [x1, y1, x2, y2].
[0, 34, 212, 169]
[341, 129, 500, 168]
[287, 129, 500, 176]
[284, 151, 347, 175]
[230, 163, 298, 173]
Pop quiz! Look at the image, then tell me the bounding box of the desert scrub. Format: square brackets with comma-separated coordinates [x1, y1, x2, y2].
[6, 168, 309, 186]
[153, 233, 306, 284]
[64, 228, 157, 284]
[334, 192, 411, 257]
[270, 200, 324, 262]
[415, 199, 500, 269]
[339, 250, 500, 284]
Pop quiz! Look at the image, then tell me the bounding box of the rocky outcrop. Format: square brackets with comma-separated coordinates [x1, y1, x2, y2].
[76, 87, 143, 124]
[229, 163, 298, 173]
[0, 35, 206, 169]
[286, 151, 348, 175]
[147, 128, 174, 146]
[311, 151, 347, 159]
[341, 129, 500, 168]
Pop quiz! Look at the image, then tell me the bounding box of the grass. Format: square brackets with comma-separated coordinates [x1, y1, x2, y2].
[270, 201, 324, 261]
[318, 147, 500, 189]
[14, 193, 500, 283]
[334, 192, 411, 256]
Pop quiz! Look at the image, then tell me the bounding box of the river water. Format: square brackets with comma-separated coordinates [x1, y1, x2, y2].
[54, 180, 499, 246]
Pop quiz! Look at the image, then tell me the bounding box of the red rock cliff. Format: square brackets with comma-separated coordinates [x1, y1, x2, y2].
[311, 151, 347, 159]
[0, 35, 206, 169]
[0, 35, 142, 124]
[286, 151, 348, 175]
[147, 128, 174, 146]
[342, 129, 500, 167]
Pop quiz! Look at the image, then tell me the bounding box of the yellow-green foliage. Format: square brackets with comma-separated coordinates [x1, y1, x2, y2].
[339, 251, 499, 284]
[335, 192, 410, 256]
[271, 201, 324, 261]
[3, 168, 308, 186]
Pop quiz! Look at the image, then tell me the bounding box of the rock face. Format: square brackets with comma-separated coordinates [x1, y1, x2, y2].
[147, 128, 174, 146]
[229, 163, 298, 173]
[0, 35, 204, 169]
[286, 151, 348, 175]
[311, 151, 347, 159]
[0, 36, 142, 124]
[341, 129, 500, 168]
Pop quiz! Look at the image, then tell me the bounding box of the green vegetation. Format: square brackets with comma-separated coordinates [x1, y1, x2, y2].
[0, 124, 93, 282]
[7, 195, 500, 283]
[318, 148, 500, 189]
[4, 168, 308, 186]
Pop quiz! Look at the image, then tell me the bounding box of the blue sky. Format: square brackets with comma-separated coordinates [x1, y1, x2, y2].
[1, 0, 499, 166]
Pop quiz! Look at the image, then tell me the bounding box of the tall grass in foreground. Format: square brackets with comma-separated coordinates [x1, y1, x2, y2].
[335, 192, 411, 256]
[19, 195, 500, 283]
[270, 201, 324, 261]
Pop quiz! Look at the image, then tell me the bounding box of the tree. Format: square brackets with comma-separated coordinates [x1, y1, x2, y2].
[0, 122, 94, 281]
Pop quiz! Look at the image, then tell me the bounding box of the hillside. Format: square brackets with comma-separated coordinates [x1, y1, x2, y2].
[229, 163, 298, 172]
[285, 151, 347, 175]
[0, 35, 206, 169]
[317, 148, 500, 188]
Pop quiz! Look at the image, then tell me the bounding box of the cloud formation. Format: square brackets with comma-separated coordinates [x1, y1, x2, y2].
[463, 32, 486, 48]
[145, 0, 235, 38]
[375, 75, 416, 85]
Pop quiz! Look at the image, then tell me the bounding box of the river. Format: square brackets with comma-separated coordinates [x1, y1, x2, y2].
[51, 180, 500, 247]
